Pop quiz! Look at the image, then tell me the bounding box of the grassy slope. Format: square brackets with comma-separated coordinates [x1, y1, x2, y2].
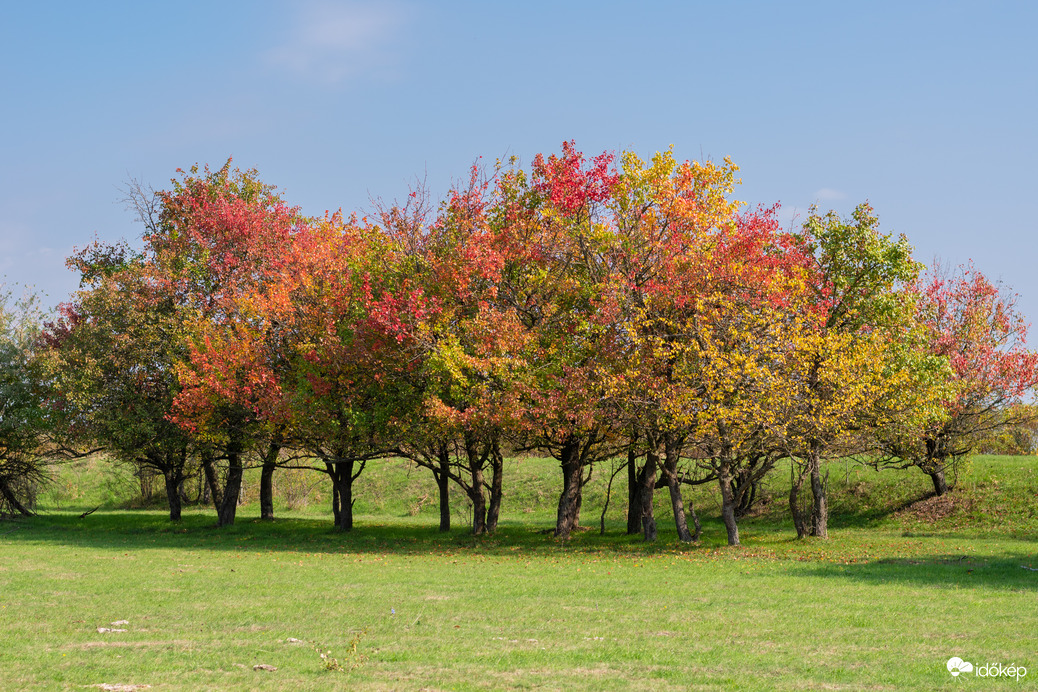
[1, 455, 1036, 690]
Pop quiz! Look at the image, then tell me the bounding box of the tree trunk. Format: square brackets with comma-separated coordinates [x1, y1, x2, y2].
[327, 457, 356, 531]
[554, 438, 584, 539]
[259, 460, 275, 521]
[733, 472, 757, 518]
[789, 461, 810, 539]
[162, 468, 183, 522]
[259, 441, 280, 521]
[198, 467, 210, 504]
[0, 477, 33, 516]
[626, 447, 641, 535]
[201, 453, 222, 511]
[663, 436, 693, 542]
[330, 478, 341, 527]
[809, 447, 829, 539]
[688, 498, 702, 542]
[486, 439, 504, 534]
[573, 485, 583, 529]
[435, 446, 451, 533]
[338, 461, 354, 531]
[464, 434, 488, 535]
[929, 466, 950, 496]
[666, 481, 693, 542]
[217, 437, 244, 527]
[718, 464, 740, 546]
[470, 487, 487, 535]
[639, 450, 659, 542]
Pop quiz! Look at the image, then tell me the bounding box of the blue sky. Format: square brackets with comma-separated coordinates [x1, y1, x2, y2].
[2, 1, 1036, 323]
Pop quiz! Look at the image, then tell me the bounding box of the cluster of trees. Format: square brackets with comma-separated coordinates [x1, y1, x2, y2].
[2, 144, 1036, 546]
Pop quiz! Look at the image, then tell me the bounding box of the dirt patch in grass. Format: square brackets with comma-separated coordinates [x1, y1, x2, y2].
[896, 493, 972, 523]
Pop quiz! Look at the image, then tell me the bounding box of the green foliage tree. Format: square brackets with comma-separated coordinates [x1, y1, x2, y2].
[0, 290, 51, 516]
[47, 244, 197, 521]
[785, 202, 929, 538]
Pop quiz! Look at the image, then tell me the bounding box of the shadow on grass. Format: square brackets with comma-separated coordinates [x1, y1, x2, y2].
[10, 505, 1027, 567]
[1, 509, 745, 558]
[723, 493, 930, 534]
[801, 554, 1038, 592]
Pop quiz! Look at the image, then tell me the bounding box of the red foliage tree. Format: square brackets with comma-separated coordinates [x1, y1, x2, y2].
[879, 263, 1038, 494]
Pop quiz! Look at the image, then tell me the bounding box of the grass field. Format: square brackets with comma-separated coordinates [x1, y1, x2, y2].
[1, 455, 1036, 690]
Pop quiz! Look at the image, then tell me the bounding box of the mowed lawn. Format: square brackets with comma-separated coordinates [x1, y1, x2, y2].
[1, 456, 1036, 690]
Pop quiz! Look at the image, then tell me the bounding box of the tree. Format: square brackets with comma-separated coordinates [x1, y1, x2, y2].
[508, 143, 626, 539]
[685, 244, 815, 547]
[0, 290, 51, 516]
[602, 148, 743, 541]
[877, 264, 1038, 494]
[151, 162, 303, 526]
[381, 171, 527, 534]
[785, 203, 925, 538]
[46, 243, 197, 521]
[616, 199, 822, 547]
[257, 213, 421, 532]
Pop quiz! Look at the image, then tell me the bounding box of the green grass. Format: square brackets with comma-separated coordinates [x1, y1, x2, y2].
[2, 455, 1036, 690]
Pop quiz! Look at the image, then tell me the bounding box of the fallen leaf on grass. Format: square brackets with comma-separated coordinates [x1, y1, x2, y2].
[896, 494, 971, 523]
[93, 685, 150, 691]
[285, 637, 303, 643]
[111, 620, 129, 626]
[253, 664, 277, 672]
[97, 628, 128, 634]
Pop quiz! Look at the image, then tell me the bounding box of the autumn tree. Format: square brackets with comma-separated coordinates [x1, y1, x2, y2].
[602, 148, 744, 541]
[490, 142, 625, 539]
[674, 206, 823, 546]
[249, 212, 430, 532]
[148, 162, 304, 526]
[876, 264, 1038, 494]
[784, 203, 928, 538]
[380, 170, 527, 534]
[47, 243, 197, 521]
[0, 290, 52, 516]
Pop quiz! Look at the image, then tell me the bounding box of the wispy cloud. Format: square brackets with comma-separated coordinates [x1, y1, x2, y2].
[813, 187, 847, 202]
[266, 1, 410, 84]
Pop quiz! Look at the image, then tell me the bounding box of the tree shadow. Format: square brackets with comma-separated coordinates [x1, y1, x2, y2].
[800, 553, 1038, 592]
[0, 509, 730, 558]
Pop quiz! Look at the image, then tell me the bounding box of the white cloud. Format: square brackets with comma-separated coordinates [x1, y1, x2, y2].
[813, 187, 847, 201]
[266, 1, 409, 84]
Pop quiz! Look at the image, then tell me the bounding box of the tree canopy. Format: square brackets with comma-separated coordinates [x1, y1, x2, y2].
[25, 145, 1038, 545]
